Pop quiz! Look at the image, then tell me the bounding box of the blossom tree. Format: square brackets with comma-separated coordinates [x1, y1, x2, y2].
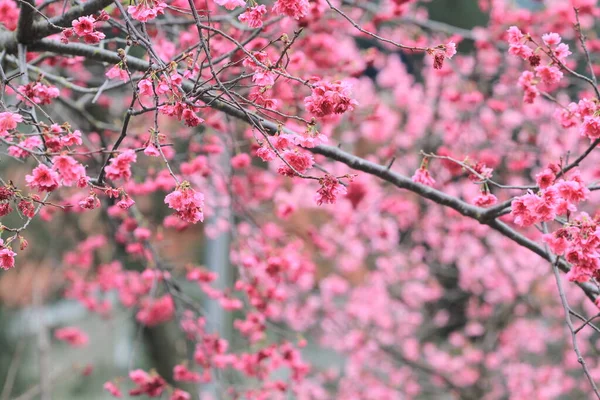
[3, 0, 600, 398]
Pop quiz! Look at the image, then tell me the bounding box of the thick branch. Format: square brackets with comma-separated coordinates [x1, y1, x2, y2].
[16, 0, 36, 43]
[0, 0, 113, 49]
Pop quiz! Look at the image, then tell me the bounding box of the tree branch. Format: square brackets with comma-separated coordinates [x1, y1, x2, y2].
[15, 39, 600, 304]
[16, 0, 36, 43]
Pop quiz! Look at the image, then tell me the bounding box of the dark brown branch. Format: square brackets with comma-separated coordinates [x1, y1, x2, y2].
[16, 0, 36, 43]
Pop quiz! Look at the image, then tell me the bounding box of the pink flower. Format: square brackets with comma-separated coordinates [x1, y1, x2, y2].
[61, 130, 83, 147]
[536, 169, 556, 189]
[542, 32, 561, 46]
[72, 16, 96, 36]
[214, 0, 245, 10]
[0, 0, 19, 31]
[104, 382, 122, 398]
[543, 231, 569, 255]
[82, 31, 105, 44]
[444, 41, 457, 58]
[508, 43, 533, 60]
[293, 128, 328, 148]
[105, 150, 137, 181]
[238, 5, 267, 28]
[555, 174, 589, 204]
[277, 150, 314, 176]
[0, 186, 14, 201]
[8, 136, 42, 158]
[578, 98, 596, 117]
[581, 115, 600, 140]
[128, 369, 167, 397]
[170, 389, 191, 400]
[256, 145, 276, 161]
[55, 327, 89, 347]
[517, 71, 539, 104]
[26, 164, 60, 192]
[165, 183, 205, 224]
[117, 194, 135, 209]
[144, 143, 161, 157]
[105, 65, 129, 82]
[554, 43, 571, 62]
[182, 108, 204, 127]
[535, 65, 563, 84]
[173, 364, 202, 382]
[231, 153, 251, 169]
[18, 200, 35, 218]
[315, 174, 347, 205]
[138, 79, 153, 97]
[127, 1, 167, 22]
[506, 26, 524, 45]
[272, 0, 309, 19]
[79, 194, 100, 210]
[18, 82, 59, 105]
[252, 70, 276, 87]
[304, 80, 358, 117]
[412, 167, 435, 187]
[473, 193, 497, 207]
[554, 103, 579, 128]
[136, 295, 175, 326]
[0, 203, 13, 217]
[0, 247, 16, 270]
[52, 155, 86, 186]
[169, 73, 182, 86]
[0, 112, 23, 136]
[510, 189, 560, 227]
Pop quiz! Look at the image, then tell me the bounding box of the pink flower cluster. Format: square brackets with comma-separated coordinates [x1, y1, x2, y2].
[0, 0, 19, 31]
[105, 150, 137, 181]
[0, 245, 16, 270]
[136, 294, 175, 326]
[517, 71, 539, 104]
[61, 13, 108, 44]
[44, 125, 83, 151]
[105, 64, 129, 82]
[243, 51, 277, 88]
[0, 185, 14, 217]
[128, 369, 167, 397]
[511, 170, 589, 227]
[431, 41, 457, 70]
[17, 82, 59, 105]
[473, 193, 497, 207]
[239, 5, 267, 28]
[164, 183, 205, 224]
[128, 0, 167, 22]
[544, 214, 600, 282]
[272, 0, 309, 19]
[26, 164, 60, 192]
[277, 150, 314, 176]
[0, 112, 23, 136]
[173, 364, 202, 382]
[507, 26, 533, 59]
[304, 80, 358, 117]
[507, 27, 571, 103]
[315, 174, 347, 205]
[412, 167, 436, 187]
[55, 326, 89, 347]
[7, 135, 42, 158]
[53, 155, 87, 186]
[159, 102, 204, 127]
